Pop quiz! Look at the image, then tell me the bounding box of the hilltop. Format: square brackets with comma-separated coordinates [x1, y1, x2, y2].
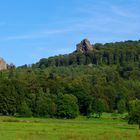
[31, 39, 140, 69]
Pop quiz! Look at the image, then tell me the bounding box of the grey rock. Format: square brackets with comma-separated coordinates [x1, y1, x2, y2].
[76, 39, 93, 53]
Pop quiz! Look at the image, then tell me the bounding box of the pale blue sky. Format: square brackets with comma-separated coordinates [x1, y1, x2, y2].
[0, 0, 140, 66]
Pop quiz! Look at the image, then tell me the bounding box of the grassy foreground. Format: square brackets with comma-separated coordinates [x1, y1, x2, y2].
[0, 114, 139, 140]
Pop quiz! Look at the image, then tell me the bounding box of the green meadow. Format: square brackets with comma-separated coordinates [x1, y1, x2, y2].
[0, 114, 139, 140]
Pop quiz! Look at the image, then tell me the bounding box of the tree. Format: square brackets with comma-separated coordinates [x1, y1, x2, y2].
[0, 79, 24, 116]
[35, 89, 56, 117]
[92, 98, 106, 118]
[128, 99, 140, 129]
[18, 101, 32, 117]
[117, 99, 126, 114]
[56, 94, 79, 119]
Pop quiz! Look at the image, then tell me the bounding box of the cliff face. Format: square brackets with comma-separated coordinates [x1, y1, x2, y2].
[0, 57, 7, 70]
[76, 39, 93, 53]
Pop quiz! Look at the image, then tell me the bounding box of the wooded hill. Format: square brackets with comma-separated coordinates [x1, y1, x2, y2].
[32, 39, 140, 69]
[0, 39, 140, 119]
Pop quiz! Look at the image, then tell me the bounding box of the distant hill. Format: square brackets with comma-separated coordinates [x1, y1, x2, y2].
[31, 39, 140, 69]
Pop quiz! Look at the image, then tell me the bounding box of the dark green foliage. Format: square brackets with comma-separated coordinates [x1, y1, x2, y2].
[66, 81, 92, 116]
[35, 89, 56, 117]
[18, 101, 32, 117]
[117, 99, 126, 114]
[56, 94, 79, 119]
[0, 79, 25, 115]
[128, 99, 140, 129]
[92, 98, 107, 118]
[0, 40, 140, 118]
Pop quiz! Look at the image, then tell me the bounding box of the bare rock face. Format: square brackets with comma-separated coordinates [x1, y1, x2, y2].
[0, 57, 7, 70]
[76, 39, 93, 53]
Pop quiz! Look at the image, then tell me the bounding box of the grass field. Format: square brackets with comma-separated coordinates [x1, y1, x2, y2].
[0, 114, 139, 140]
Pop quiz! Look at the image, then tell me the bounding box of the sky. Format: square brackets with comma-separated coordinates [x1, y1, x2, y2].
[0, 0, 140, 66]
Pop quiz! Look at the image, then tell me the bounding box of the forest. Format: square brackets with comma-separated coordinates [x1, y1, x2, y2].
[0, 40, 140, 125]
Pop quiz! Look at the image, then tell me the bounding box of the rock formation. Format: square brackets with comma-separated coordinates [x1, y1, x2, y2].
[0, 57, 7, 70]
[76, 39, 93, 53]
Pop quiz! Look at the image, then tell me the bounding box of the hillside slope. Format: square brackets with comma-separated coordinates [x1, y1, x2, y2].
[32, 39, 140, 69]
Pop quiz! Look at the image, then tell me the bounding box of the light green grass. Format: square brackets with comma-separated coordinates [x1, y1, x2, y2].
[0, 114, 139, 140]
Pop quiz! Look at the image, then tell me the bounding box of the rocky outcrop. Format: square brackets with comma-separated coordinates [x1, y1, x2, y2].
[0, 57, 7, 70]
[76, 39, 93, 53]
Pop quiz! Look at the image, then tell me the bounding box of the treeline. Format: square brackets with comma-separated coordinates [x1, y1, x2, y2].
[0, 63, 140, 118]
[0, 39, 140, 119]
[31, 40, 140, 68]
